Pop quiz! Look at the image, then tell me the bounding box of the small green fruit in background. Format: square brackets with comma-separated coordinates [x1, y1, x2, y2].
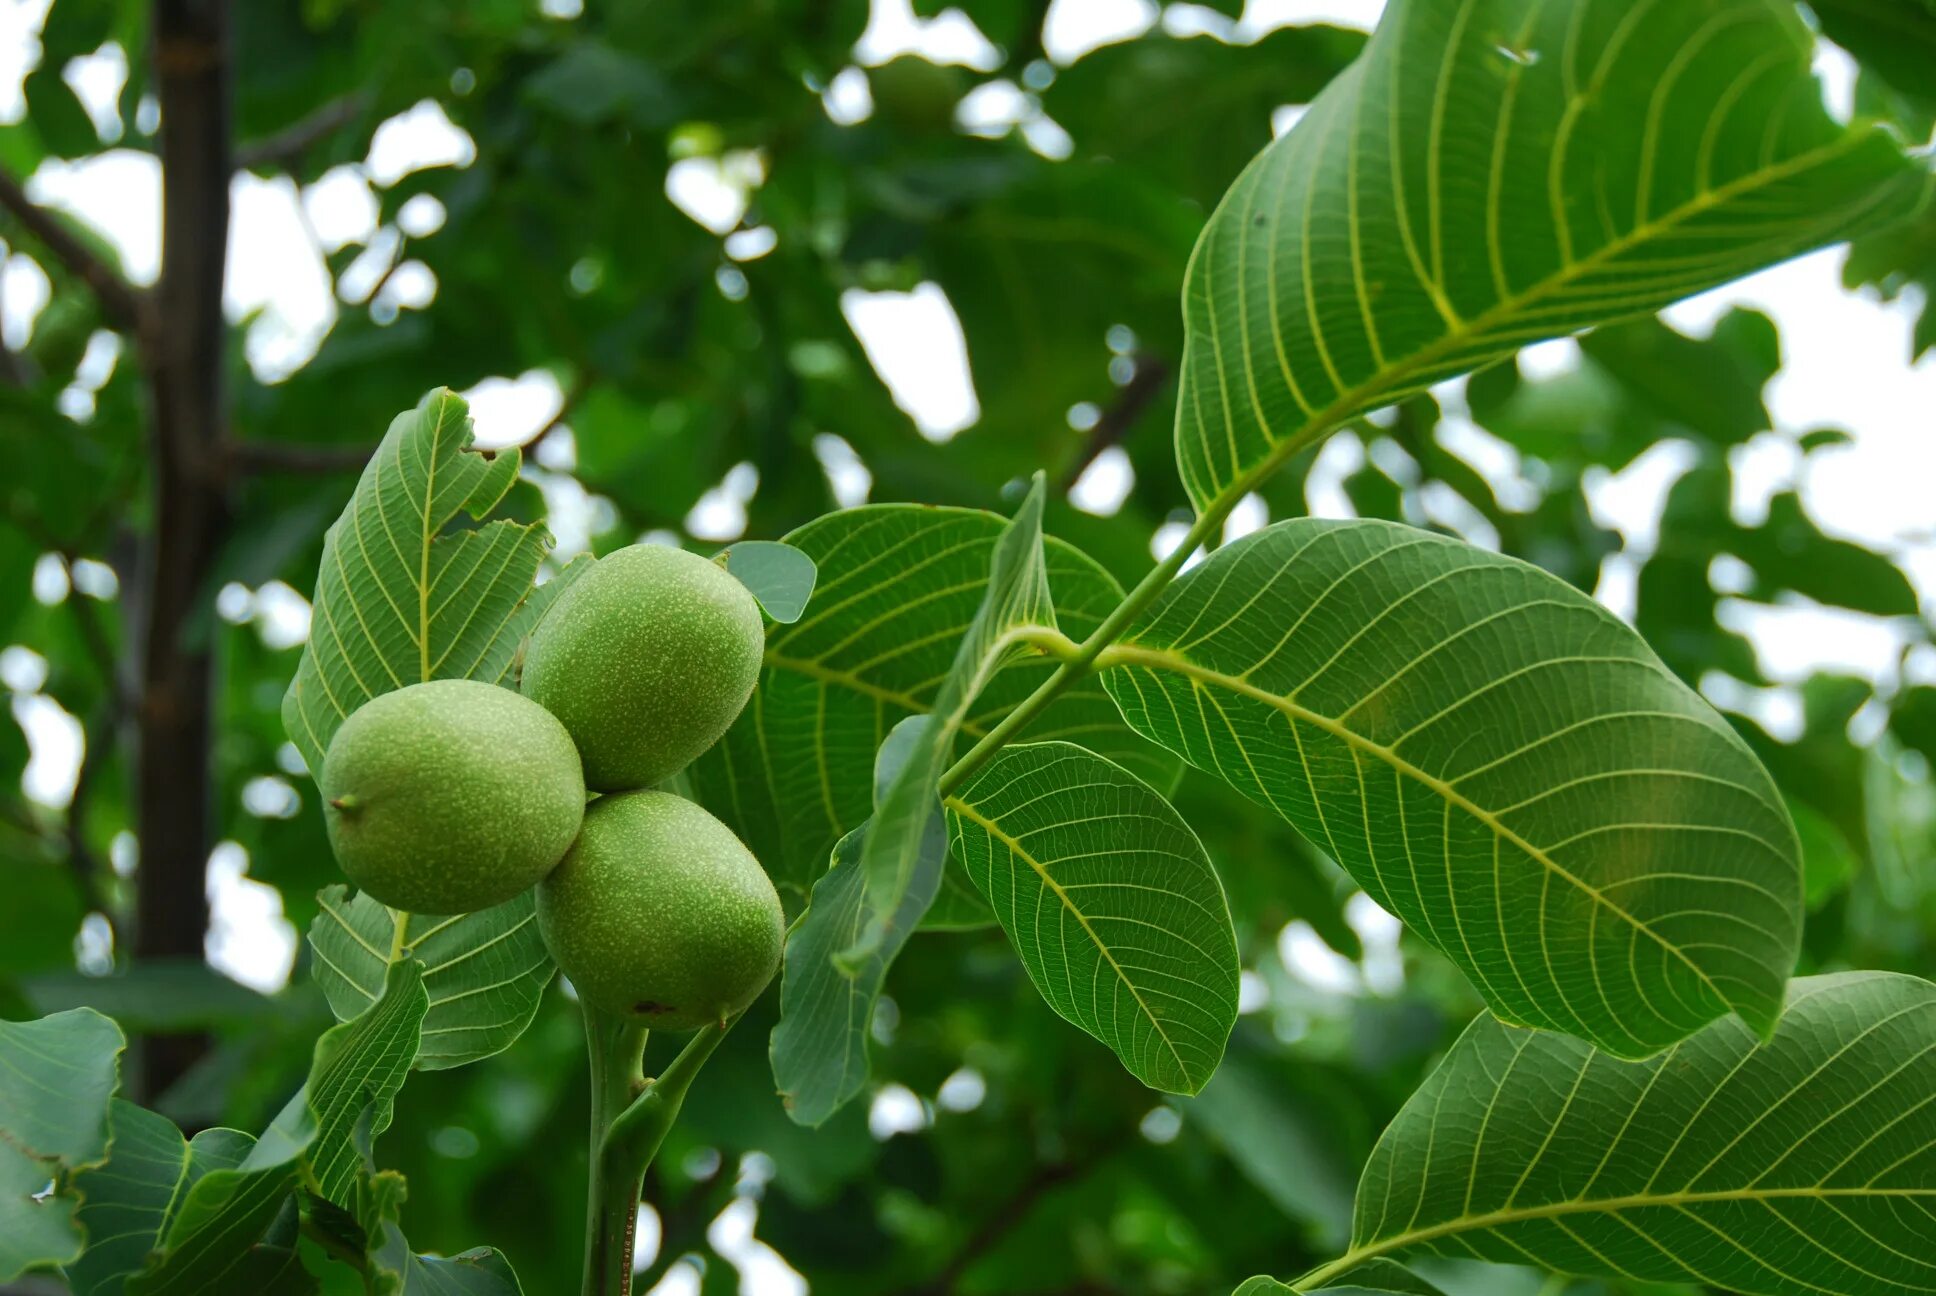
[521, 544, 763, 791]
[321, 679, 586, 914]
[537, 790, 783, 1030]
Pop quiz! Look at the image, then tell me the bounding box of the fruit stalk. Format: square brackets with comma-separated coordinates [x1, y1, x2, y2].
[581, 1008, 738, 1296]
[582, 1004, 648, 1296]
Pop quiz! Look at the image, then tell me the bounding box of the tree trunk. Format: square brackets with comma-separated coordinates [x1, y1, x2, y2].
[135, 0, 231, 1100]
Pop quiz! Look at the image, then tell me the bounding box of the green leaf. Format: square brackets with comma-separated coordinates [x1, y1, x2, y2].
[689, 502, 1178, 895]
[1236, 1259, 1449, 1294]
[0, 1008, 123, 1281]
[67, 1103, 254, 1296]
[846, 475, 1056, 964]
[307, 885, 551, 1071]
[1099, 519, 1802, 1058]
[718, 540, 818, 624]
[128, 960, 427, 1295]
[1174, 0, 1930, 514]
[280, 387, 546, 775]
[1327, 971, 1936, 1296]
[945, 741, 1239, 1095]
[770, 719, 949, 1127]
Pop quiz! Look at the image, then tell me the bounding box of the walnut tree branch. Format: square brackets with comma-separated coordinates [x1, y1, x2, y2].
[234, 91, 370, 170]
[1058, 354, 1170, 490]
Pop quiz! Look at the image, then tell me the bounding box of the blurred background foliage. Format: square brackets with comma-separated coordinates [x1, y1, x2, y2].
[1, 1, 1933, 1293]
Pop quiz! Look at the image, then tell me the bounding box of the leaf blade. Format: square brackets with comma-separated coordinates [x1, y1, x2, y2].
[306, 886, 552, 1071]
[689, 502, 1178, 896]
[1339, 972, 1936, 1296]
[945, 741, 1239, 1094]
[1176, 0, 1931, 514]
[0, 1008, 122, 1281]
[1100, 518, 1802, 1057]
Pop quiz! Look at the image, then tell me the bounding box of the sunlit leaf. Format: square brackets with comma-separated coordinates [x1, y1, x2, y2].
[1175, 0, 1930, 514]
[946, 741, 1239, 1094]
[718, 540, 818, 624]
[1100, 519, 1802, 1057]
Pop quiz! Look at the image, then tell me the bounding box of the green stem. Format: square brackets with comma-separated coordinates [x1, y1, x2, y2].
[580, 1010, 738, 1296]
[582, 1004, 649, 1296]
[1292, 1247, 1378, 1290]
[938, 501, 1228, 797]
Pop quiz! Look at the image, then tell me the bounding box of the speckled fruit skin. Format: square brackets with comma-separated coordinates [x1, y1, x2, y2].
[320, 679, 586, 914]
[521, 544, 764, 792]
[537, 790, 783, 1031]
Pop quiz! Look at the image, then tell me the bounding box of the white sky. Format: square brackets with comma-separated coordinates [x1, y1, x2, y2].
[2, 9, 1933, 1249]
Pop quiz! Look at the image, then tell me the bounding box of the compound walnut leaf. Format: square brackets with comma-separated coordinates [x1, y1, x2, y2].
[1101, 519, 1801, 1058]
[946, 741, 1239, 1095]
[1176, 0, 1931, 514]
[1329, 972, 1936, 1296]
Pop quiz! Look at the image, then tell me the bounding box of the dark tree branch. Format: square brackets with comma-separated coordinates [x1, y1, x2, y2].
[0, 164, 149, 335]
[234, 91, 369, 170]
[1058, 355, 1170, 491]
[134, 0, 235, 1100]
[910, 1146, 1108, 1296]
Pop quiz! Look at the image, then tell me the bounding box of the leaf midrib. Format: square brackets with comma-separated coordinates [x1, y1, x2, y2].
[945, 794, 1196, 1090]
[1094, 642, 1734, 1020]
[1332, 1182, 1936, 1277]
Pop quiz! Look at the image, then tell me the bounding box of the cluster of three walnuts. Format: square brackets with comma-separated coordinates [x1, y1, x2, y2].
[319, 546, 785, 1032]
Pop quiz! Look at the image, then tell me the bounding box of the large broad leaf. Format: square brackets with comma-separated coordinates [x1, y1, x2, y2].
[126, 961, 427, 1294]
[1304, 972, 1936, 1296]
[770, 719, 948, 1127]
[690, 502, 1178, 896]
[308, 885, 552, 1071]
[1174, 0, 1930, 513]
[0, 1008, 122, 1281]
[280, 387, 543, 773]
[1100, 519, 1801, 1058]
[945, 741, 1239, 1095]
[281, 389, 562, 1068]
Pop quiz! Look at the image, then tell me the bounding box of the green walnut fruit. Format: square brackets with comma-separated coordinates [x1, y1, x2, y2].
[521, 543, 763, 791]
[537, 790, 783, 1030]
[320, 679, 586, 914]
